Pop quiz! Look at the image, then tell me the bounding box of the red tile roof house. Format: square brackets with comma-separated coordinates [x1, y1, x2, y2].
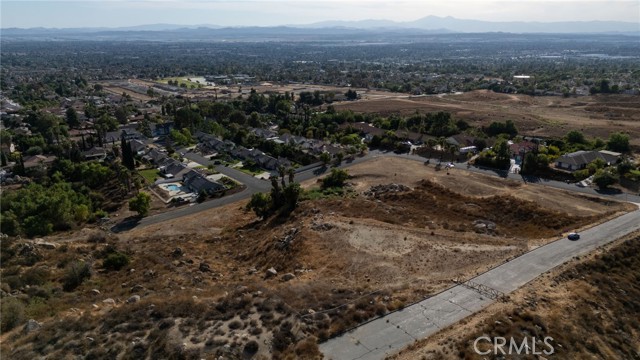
[509, 141, 538, 165]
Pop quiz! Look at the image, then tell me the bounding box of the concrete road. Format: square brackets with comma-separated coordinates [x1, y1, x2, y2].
[319, 207, 640, 360]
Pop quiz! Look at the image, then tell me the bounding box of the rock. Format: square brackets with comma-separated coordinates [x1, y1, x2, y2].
[363, 183, 411, 198]
[248, 267, 258, 275]
[199, 262, 211, 272]
[281, 273, 296, 282]
[23, 319, 42, 333]
[90, 289, 101, 296]
[102, 298, 116, 305]
[311, 222, 334, 231]
[172, 247, 184, 257]
[130, 284, 144, 293]
[265, 267, 278, 278]
[308, 309, 315, 314]
[36, 242, 57, 250]
[143, 269, 156, 278]
[127, 295, 140, 304]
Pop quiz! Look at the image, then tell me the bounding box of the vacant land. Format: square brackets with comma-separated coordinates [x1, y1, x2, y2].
[334, 90, 640, 146]
[391, 230, 640, 360]
[0, 157, 631, 359]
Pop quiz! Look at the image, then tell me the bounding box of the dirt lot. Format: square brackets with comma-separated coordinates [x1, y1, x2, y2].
[390, 230, 640, 360]
[334, 90, 640, 146]
[1, 157, 632, 359]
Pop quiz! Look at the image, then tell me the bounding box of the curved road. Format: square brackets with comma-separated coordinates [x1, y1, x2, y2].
[114, 150, 640, 230]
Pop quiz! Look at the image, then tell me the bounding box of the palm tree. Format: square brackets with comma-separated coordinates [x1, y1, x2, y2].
[437, 137, 447, 163]
[426, 138, 437, 161]
[448, 144, 458, 162]
[278, 165, 286, 188]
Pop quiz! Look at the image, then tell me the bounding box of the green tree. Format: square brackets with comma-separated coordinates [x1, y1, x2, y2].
[593, 169, 618, 189]
[319, 152, 331, 166]
[607, 132, 630, 153]
[566, 130, 585, 144]
[246, 192, 272, 218]
[65, 107, 80, 128]
[121, 138, 135, 170]
[114, 106, 128, 124]
[129, 192, 151, 217]
[322, 168, 349, 189]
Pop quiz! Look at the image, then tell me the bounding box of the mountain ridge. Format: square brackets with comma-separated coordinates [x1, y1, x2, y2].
[2, 15, 638, 34]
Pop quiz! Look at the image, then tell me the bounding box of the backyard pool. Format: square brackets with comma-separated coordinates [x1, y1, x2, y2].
[166, 184, 181, 191]
[159, 182, 187, 195]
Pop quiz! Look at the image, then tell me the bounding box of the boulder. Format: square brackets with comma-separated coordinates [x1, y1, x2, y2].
[102, 298, 116, 305]
[281, 273, 296, 282]
[127, 295, 141, 304]
[36, 242, 57, 250]
[130, 284, 144, 293]
[265, 267, 278, 278]
[90, 289, 101, 296]
[23, 319, 42, 333]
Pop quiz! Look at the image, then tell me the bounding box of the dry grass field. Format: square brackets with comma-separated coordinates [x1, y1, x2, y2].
[1, 157, 633, 359]
[334, 90, 640, 147]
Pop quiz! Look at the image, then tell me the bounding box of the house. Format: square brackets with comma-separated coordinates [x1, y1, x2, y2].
[509, 141, 538, 164]
[395, 130, 430, 145]
[340, 122, 386, 142]
[555, 150, 621, 171]
[183, 170, 225, 194]
[158, 158, 189, 178]
[196, 132, 236, 153]
[23, 155, 57, 170]
[130, 140, 148, 156]
[150, 122, 174, 137]
[142, 148, 168, 164]
[81, 147, 107, 161]
[251, 128, 277, 139]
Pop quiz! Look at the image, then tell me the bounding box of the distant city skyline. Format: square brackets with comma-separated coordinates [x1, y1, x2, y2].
[1, 0, 639, 29]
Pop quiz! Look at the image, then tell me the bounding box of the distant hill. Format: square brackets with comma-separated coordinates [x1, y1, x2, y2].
[306, 15, 639, 34]
[2, 16, 638, 39]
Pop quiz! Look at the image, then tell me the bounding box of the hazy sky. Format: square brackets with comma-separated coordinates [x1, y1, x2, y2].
[2, 0, 639, 28]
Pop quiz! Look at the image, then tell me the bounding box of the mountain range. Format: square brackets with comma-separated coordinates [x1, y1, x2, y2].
[2, 16, 638, 36]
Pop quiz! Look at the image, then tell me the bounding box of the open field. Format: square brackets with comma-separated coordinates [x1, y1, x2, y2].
[1, 157, 632, 359]
[102, 85, 153, 102]
[334, 90, 640, 147]
[390, 230, 640, 360]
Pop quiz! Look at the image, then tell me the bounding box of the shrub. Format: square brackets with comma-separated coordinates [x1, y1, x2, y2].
[321, 168, 349, 189]
[62, 260, 92, 291]
[22, 267, 50, 286]
[102, 252, 130, 271]
[1, 297, 25, 332]
[244, 340, 259, 355]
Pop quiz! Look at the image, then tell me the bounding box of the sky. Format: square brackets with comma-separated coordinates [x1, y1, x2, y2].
[1, 0, 639, 28]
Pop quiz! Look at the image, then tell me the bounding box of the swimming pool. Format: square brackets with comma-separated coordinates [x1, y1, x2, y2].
[165, 184, 181, 191]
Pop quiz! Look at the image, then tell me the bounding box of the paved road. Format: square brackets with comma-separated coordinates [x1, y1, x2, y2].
[113, 149, 640, 231]
[319, 207, 640, 360]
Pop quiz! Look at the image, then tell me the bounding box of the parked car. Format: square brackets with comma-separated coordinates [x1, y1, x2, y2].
[568, 232, 580, 240]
